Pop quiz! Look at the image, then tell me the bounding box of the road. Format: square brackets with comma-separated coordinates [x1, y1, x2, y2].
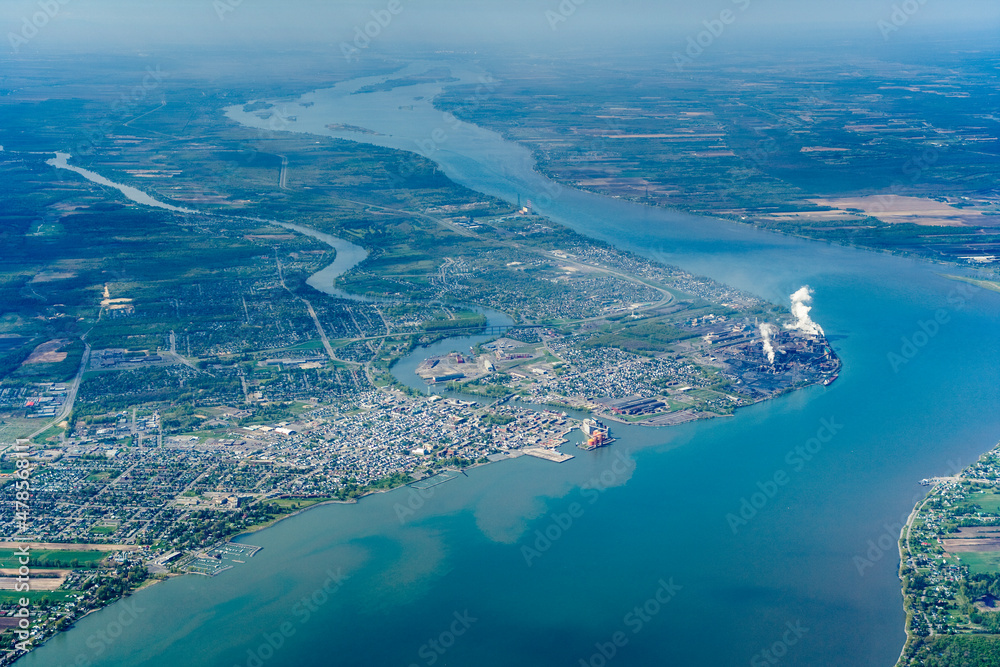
[275, 254, 359, 368]
[167, 330, 202, 372]
[278, 154, 289, 189]
[897, 487, 938, 658]
[123, 100, 167, 128]
[28, 338, 91, 441]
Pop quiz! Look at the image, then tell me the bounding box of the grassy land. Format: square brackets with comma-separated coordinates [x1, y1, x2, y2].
[268, 497, 337, 510]
[275, 340, 327, 353]
[0, 550, 106, 568]
[0, 591, 77, 604]
[580, 318, 698, 354]
[958, 552, 1000, 576]
[32, 423, 67, 445]
[961, 492, 1000, 514]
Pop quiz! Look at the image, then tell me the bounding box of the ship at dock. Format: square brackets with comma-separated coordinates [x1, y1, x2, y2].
[579, 418, 614, 450]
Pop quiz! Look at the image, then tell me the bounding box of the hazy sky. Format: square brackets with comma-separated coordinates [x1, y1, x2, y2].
[2, 0, 998, 54]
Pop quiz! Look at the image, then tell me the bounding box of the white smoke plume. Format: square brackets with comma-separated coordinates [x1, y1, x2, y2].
[786, 286, 824, 337]
[759, 323, 777, 364]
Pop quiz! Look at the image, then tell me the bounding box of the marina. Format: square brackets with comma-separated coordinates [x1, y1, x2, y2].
[180, 543, 263, 577]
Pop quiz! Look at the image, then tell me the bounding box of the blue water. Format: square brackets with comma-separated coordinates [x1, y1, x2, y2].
[23, 64, 1000, 667]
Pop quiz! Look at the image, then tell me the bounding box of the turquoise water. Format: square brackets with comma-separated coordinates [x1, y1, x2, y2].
[24, 65, 1000, 666]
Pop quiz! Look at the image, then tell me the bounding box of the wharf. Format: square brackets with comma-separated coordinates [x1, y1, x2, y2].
[522, 447, 574, 463]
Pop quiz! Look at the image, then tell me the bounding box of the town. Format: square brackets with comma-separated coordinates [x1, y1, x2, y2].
[898, 444, 1000, 665]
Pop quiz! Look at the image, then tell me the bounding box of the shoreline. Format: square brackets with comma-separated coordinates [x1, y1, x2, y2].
[895, 489, 931, 665]
[894, 443, 1000, 666]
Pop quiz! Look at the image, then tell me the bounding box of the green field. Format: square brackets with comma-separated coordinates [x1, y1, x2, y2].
[290, 340, 326, 351]
[269, 497, 335, 510]
[956, 551, 1000, 575]
[962, 492, 1000, 513]
[0, 549, 107, 568]
[0, 590, 76, 603]
[32, 422, 68, 445]
[580, 318, 697, 353]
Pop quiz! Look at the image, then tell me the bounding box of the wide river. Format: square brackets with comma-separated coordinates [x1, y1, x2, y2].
[26, 63, 1000, 667]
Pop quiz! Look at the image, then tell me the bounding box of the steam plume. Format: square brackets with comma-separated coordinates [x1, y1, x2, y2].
[759, 323, 777, 364]
[786, 286, 824, 337]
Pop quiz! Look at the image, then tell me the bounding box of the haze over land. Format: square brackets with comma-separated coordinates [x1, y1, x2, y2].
[2, 0, 999, 54]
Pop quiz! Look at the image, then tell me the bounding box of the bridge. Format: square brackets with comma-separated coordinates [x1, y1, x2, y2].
[422, 324, 545, 336]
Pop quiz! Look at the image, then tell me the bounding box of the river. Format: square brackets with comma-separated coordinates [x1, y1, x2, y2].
[26, 65, 1000, 667]
[46, 152, 198, 215]
[263, 223, 513, 393]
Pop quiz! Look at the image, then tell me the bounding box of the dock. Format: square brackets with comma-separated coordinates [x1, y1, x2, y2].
[522, 447, 574, 463]
[409, 470, 460, 490]
[183, 542, 263, 576]
[207, 542, 262, 559]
